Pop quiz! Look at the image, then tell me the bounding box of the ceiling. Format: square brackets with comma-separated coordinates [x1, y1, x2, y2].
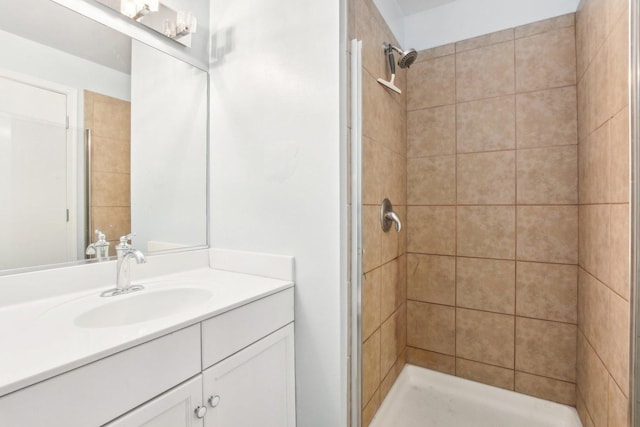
[394, 0, 457, 16]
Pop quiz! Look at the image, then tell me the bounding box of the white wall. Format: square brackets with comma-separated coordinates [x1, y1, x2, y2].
[377, 0, 581, 51]
[131, 41, 207, 252]
[0, 29, 130, 102]
[372, 0, 406, 46]
[209, 0, 344, 426]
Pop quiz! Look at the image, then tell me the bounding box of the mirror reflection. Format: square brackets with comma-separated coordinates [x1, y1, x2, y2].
[0, 0, 207, 272]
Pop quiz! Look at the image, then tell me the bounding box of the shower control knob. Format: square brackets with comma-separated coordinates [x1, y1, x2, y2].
[194, 405, 207, 418]
[208, 395, 221, 407]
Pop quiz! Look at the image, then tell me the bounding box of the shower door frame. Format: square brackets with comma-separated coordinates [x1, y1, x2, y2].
[631, 0, 639, 425]
[349, 38, 363, 427]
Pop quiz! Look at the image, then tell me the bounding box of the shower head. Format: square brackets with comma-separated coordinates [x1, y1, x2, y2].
[389, 45, 418, 69]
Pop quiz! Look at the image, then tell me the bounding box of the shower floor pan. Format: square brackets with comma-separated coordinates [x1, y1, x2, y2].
[369, 364, 582, 427]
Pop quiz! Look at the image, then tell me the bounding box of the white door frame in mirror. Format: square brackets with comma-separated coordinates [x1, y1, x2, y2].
[51, 0, 207, 71]
[0, 67, 79, 267]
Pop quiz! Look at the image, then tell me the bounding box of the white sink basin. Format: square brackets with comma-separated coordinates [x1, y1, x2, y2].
[74, 288, 213, 328]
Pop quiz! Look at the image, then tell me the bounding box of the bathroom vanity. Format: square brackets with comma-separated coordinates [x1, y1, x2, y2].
[0, 264, 295, 427]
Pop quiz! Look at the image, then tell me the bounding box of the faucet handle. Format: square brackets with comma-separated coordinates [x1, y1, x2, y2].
[117, 233, 136, 250]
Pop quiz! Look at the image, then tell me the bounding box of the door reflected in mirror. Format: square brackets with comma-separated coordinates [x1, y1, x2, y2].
[0, 0, 207, 273]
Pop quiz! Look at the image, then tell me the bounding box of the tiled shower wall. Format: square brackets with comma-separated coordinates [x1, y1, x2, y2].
[84, 90, 131, 248]
[405, 15, 580, 405]
[575, 0, 630, 426]
[350, 0, 408, 425]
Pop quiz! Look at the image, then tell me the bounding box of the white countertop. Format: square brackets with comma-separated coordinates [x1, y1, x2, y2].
[0, 268, 293, 397]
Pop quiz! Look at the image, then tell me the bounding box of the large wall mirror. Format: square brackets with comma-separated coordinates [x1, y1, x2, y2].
[0, 0, 208, 273]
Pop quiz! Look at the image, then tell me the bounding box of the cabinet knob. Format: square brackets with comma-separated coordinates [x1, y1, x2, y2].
[208, 395, 221, 408]
[195, 405, 207, 419]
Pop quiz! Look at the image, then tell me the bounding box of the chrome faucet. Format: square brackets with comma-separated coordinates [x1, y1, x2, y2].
[100, 233, 147, 297]
[86, 229, 110, 261]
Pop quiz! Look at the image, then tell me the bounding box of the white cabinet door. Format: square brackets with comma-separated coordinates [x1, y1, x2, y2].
[106, 376, 204, 427]
[203, 323, 296, 427]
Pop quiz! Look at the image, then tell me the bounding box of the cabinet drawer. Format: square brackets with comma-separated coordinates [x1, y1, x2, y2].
[0, 324, 201, 427]
[201, 288, 294, 369]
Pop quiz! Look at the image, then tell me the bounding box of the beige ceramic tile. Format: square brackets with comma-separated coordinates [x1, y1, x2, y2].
[91, 207, 131, 245]
[457, 150, 515, 204]
[608, 0, 629, 36]
[362, 388, 380, 427]
[577, 332, 609, 427]
[576, 388, 594, 426]
[579, 269, 610, 360]
[390, 152, 407, 206]
[408, 55, 455, 110]
[515, 13, 575, 39]
[579, 121, 610, 204]
[362, 267, 381, 340]
[380, 310, 400, 378]
[406, 347, 455, 375]
[93, 99, 131, 141]
[608, 18, 629, 117]
[515, 317, 576, 382]
[456, 308, 515, 368]
[590, 42, 611, 132]
[407, 105, 456, 158]
[516, 262, 577, 323]
[610, 108, 629, 204]
[516, 86, 577, 149]
[406, 254, 455, 305]
[92, 172, 130, 207]
[396, 303, 407, 356]
[456, 41, 515, 102]
[575, 2, 588, 80]
[605, 292, 630, 395]
[92, 137, 130, 174]
[416, 43, 455, 62]
[84, 91, 95, 126]
[407, 206, 456, 255]
[407, 301, 455, 355]
[457, 206, 516, 260]
[362, 137, 384, 205]
[380, 216, 400, 265]
[456, 257, 515, 314]
[380, 355, 403, 402]
[457, 96, 516, 153]
[517, 145, 578, 205]
[456, 28, 514, 52]
[576, 71, 591, 142]
[516, 206, 578, 264]
[579, 204, 611, 284]
[456, 358, 515, 390]
[362, 205, 382, 272]
[608, 376, 629, 426]
[576, 388, 595, 427]
[396, 208, 408, 258]
[407, 156, 456, 205]
[356, 4, 387, 81]
[515, 372, 576, 406]
[362, 330, 380, 407]
[380, 260, 401, 321]
[609, 204, 630, 300]
[362, 71, 406, 155]
[515, 26, 577, 92]
[583, 0, 609, 78]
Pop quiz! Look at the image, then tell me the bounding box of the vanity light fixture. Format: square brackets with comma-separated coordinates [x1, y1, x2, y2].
[120, 0, 159, 21]
[164, 11, 197, 39]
